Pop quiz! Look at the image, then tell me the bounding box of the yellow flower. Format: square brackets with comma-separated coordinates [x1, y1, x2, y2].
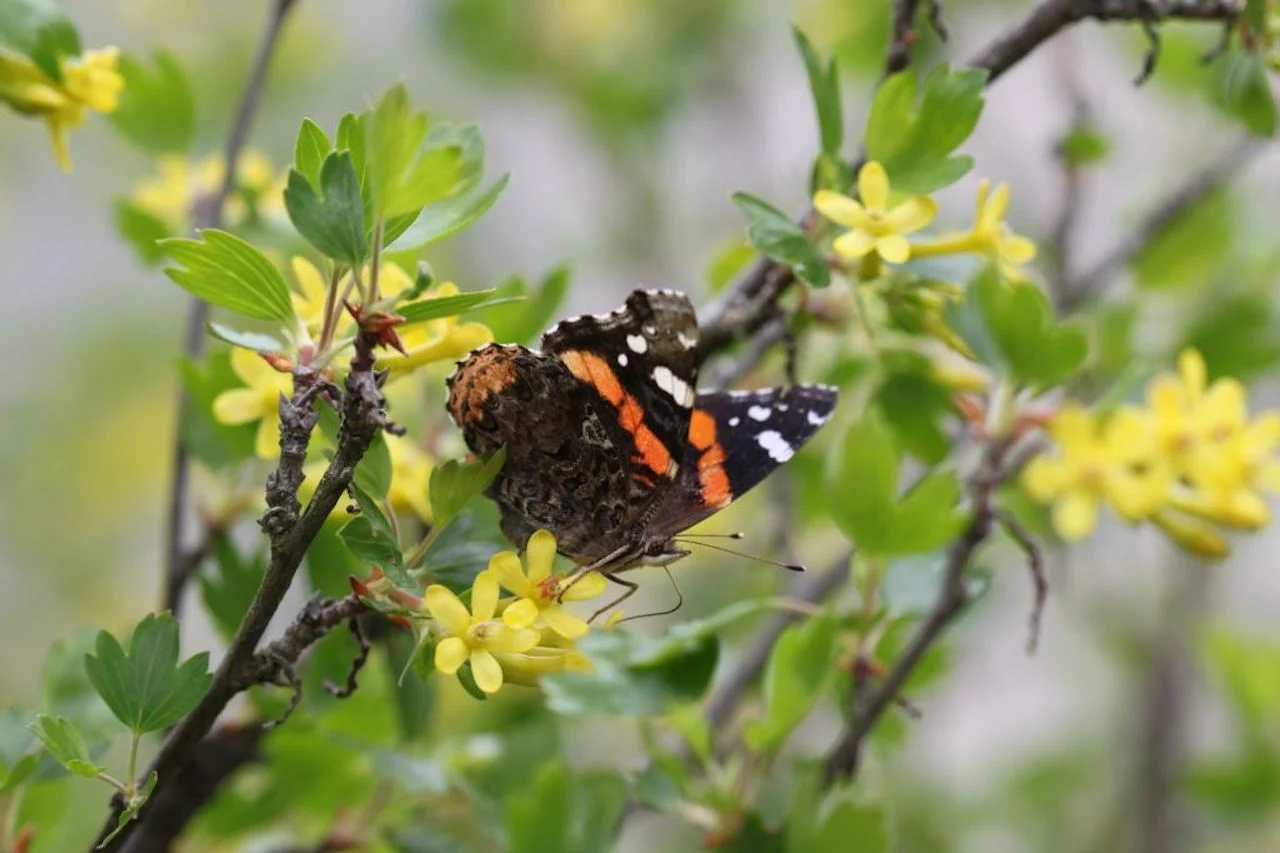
[212, 348, 292, 459]
[495, 643, 592, 687]
[970, 180, 1037, 281]
[387, 433, 433, 523]
[0, 46, 123, 171]
[378, 282, 494, 376]
[289, 255, 331, 334]
[487, 529, 607, 640]
[426, 574, 540, 694]
[1022, 404, 1169, 540]
[813, 161, 937, 264]
[131, 150, 278, 227]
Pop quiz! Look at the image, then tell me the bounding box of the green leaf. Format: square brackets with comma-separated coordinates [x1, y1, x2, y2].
[973, 267, 1087, 389]
[28, 715, 103, 777]
[108, 50, 195, 153]
[1131, 188, 1233, 292]
[427, 447, 507, 531]
[113, 200, 173, 265]
[829, 411, 899, 549]
[874, 364, 953, 464]
[83, 613, 213, 734]
[199, 535, 266, 641]
[161, 230, 294, 322]
[283, 152, 369, 265]
[294, 118, 332, 189]
[366, 83, 464, 219]
[745, 615, 837, 752]
[1211, 49, 1277, 137]
[792, 27, 842, 158]
[731, 191, 830, 287]
[0, 709, 40, 795]
[476, 265, 570, 346]
[0, 0, 77, 68]
[396, 288, 508, 326]
[864, 65, 987, 193]
[389, 173, 510, 252]
[809, 800, 888, 853]
[507, 763, 571, 853]
[1057, 122, 1111, 166]
[338, 515, 409, 587]
[354, 431, 393, 499]
[1181, 291, 1280, 382]
[876, 472, 967, 556]
[205, 321, 286, 353]
[882, 551, 988, 615]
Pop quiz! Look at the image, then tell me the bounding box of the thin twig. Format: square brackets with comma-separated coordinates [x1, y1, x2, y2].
[1045, 34, 1089, 306]
[1066, 134, 1263, 301]
[324, 617, 371, 699]
[161, 0, 302, 617]
[995, 509, 1048, 654]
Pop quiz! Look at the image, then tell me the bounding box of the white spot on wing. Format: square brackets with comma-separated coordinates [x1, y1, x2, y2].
[748, 406, 771, 422]
[652, 366, 693, 407]
[617, 353, 628, 366]
[807, 410, 829, 426]
[677, 331, 696, 349]
[626, 334, 647, 354]
[643, 325, 657, 336]
[728, 416, 740, 427]
[777, 403, 789, 412]
[756, 430, 794, 462]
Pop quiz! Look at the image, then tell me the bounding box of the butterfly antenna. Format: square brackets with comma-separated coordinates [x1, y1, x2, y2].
[674, 537, 805, 572]
[615, 567, 686, 624]
[675, 531, 746, 540]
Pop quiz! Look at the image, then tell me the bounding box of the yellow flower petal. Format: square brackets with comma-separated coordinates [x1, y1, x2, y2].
[1178, 349, 1207, 403]
[875, 233, 911, 264]
[1052, 491, 1097, 541]
[1022, 456, 1069, 502]
[1000, 234, 1037, 264]
[813, 190, 868, 229]
[254, 416, 279, 460]
[502, 598, 540, 630]
[471, 572, 500, 622]
[885, 196, 937, 234]
[488, 552, 532, 597]
[470, 649, 504, 693]
[543, 606, 590, 640]
[435, 636, 468, 675]
[832, 229, 875, 259]
[484, 626, 540, 654]
[559, 570, 607, 602]
[525, 529, 558, 583]
[229, 346, 274, 384]
[984, 183, 1011, 228]
[425, 585, 472, 636]
[858, 161, 890, 210]
[212, 388, 265, 425]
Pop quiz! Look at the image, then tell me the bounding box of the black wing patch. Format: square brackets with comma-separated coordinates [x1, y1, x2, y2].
[648, 384, 839, 537]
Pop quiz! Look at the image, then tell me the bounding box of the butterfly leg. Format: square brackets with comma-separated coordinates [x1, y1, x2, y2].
[588, 572, 640, 624]
[557, 544, 631, 604]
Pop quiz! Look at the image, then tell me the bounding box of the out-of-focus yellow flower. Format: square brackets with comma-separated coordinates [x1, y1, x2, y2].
[387, 433, 433, 522]
[1022, 404, 1169, 540]
[814, 161, 937, 265]
[911, 179, 1038, 281]
[495, 643, 592, 687]
[488, 529, 607, 640]
[426, 574, 539, 694]
[131, 149, 280, 227]
[0, 46, 123, 171]
[289, 255, 331, 334]
[378, 281, 494, 376]
[212, 348, 292, 459]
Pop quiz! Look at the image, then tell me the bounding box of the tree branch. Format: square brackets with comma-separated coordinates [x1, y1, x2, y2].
[95, 331, 386, 851]
[696, 0, 1241, 367]
[162, 0, 301, 616]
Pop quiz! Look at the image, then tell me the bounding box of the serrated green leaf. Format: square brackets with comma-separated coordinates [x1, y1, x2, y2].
[161, 230, 294, 322]
[1211, 50, 1277, 138]
[354, 431, 393, 499]
[366, 83, 464, 219]
[113, 200, 172, 265]
[731, 191, 830, 287]
[389, 173, 509, 251]
[427, 447, 507, 530]
[294, 118, 332, 188]
[83, 613, 212, 734]
[476, 266, 570, 346]
[745, 615, 837, 752]
[793, 27, 843, 158]
[284, 152, 369, 265]
[108, 50, 194, 153]
[973, 267, 1087, 388]
[396, 288, 508, 326]
[829, 411, 899, 549]
[206, 321, 286, 353]
[876, 472, 967, 555]
[28, 714, 103, 777]
[337, 514, 409, 587]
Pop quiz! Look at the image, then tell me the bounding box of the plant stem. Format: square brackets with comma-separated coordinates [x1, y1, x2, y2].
[125, 731, 141, 797]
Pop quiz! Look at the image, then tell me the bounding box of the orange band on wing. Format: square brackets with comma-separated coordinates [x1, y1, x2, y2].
[689, 408, 731, 507]
[689, 408, 716, 450]
[560, 348, 673, 478]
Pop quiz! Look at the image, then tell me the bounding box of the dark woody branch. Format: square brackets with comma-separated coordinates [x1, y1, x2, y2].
[696, 0, 1242, 366]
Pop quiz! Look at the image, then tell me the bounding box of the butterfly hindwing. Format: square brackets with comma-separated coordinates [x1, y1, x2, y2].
[648, 384, 840, 537]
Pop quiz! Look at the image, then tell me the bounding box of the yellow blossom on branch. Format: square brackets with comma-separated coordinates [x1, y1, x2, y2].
[132, 149, 280, 229]
[0, 46, 123, 171]
[488, 529, 607, 640]
[425, 574, 540, 694]
[386, 433, 433, 523]
[378, 282, 494, 376]
[813, 161, 937, 265]
[912, 178, 1037, 281]
[211, 348, 292, 459]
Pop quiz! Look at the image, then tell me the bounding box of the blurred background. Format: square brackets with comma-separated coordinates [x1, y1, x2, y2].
[3, 0, 1280, 850]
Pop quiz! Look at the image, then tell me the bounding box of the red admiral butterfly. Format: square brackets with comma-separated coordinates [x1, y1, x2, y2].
[446, 289, 838, 604]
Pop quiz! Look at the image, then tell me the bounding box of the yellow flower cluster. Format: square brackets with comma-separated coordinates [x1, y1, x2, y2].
[131, 149, 284, 228]
[813, 162, 1037, 281]
[0, 46, 124, 171]
[424, 530, 607, 694]
[1023, 349, 1280, 557]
